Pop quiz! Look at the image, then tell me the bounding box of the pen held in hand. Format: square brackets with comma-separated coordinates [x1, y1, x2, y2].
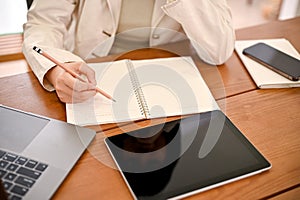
[33, 46, 116, 102]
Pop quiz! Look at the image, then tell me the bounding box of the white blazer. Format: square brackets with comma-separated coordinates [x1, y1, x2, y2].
[22, 0, 235, 90]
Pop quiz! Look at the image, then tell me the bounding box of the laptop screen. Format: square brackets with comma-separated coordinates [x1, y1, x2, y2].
[0, 106, 49, 153]
[105, 110, 271, 199]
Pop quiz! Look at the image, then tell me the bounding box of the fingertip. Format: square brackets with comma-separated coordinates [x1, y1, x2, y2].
[91, 79, 97, 86]
[88, 83, 97, 90]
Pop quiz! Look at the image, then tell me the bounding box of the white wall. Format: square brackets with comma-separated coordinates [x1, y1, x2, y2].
[0, 0, 27, 35]
[279, 0, 300, 20]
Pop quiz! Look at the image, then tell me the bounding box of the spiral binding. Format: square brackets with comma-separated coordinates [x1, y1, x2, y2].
[126, 60, 150, 118]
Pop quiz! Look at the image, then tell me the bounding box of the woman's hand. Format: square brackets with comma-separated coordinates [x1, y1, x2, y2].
[46, 61, 97, 103]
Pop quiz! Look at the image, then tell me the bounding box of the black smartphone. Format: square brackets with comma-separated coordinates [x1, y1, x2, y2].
[242, 42, 300, 81]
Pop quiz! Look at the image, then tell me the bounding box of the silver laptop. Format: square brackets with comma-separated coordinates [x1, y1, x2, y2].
[0, 105, 96, 199]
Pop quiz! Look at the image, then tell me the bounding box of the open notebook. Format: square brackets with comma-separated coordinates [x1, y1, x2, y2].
[66, 57, 219, 126]
[235, 38, 300, 88]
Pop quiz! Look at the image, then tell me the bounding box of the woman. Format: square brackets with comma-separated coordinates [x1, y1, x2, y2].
[23, 0, 235, 103]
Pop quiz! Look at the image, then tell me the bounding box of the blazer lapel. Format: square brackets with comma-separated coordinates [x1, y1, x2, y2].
[152, 0, 166, 27]
[106, 0, 122, 30]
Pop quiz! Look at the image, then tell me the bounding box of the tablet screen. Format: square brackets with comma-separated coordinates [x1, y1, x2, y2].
[105, 110, 271, 200]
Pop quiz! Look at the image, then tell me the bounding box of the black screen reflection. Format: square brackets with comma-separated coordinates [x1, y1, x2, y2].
[107, 120, 182, 198]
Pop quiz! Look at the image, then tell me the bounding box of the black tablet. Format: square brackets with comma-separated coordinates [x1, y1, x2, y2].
[104, 110, 271, 200]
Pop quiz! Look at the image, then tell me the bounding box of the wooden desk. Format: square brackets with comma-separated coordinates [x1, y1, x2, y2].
[0, 17, 300, 199]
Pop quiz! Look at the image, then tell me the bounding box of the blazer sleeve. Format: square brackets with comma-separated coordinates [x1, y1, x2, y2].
[162, 0, 235, 65]
[22, 0, 84, 91]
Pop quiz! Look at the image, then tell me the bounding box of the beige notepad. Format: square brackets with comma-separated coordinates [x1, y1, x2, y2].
[235, 38, 300, 88]
[66, 56, 219, 126]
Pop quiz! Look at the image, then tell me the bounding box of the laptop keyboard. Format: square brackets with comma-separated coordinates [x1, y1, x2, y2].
[0, 149, 48, 199]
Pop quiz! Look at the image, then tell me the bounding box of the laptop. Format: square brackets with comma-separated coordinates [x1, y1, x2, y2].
[105, 110, 271, 200]
[0, 105, 96, 199]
